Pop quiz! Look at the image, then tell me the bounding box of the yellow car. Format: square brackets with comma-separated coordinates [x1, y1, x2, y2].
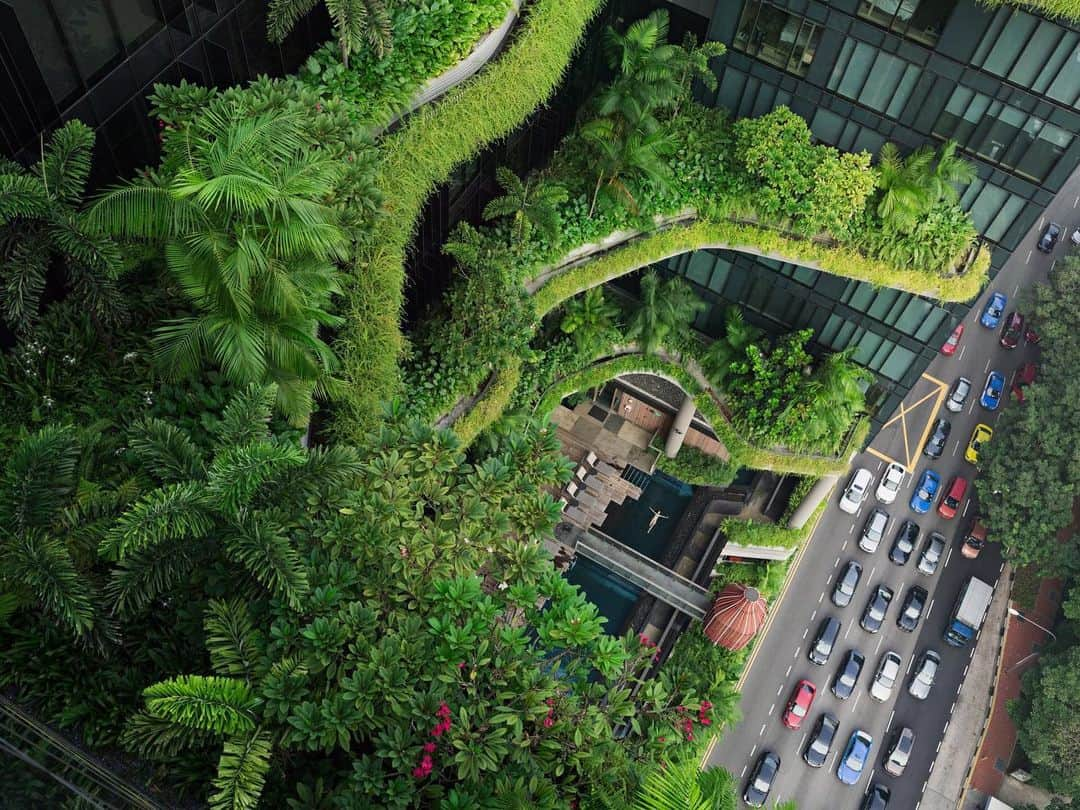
[965, 423, 993, 464]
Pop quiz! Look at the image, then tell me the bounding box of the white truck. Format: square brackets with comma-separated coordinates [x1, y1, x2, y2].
[943, 576, 994, 647]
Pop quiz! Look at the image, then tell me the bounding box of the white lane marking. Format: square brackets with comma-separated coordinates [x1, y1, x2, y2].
[869, 566, 877, 580]
[963, 663, 969, 678]
[1039, 215, 1045, 229]
[849, 524, 855, 535]
[843, 539, 849, 550]
[768, 703, 776, 716]
[740, 765, 748, 778]
[999, 561, 1005, 574]
[851, 693, 861, 713]
[786, 664, 793, 677]
[751, 744, 757, 758]
[984, 357, 992, 372]
[1074, 194, 1079, 208]
[799, 730, 809, 751]
[906, 656, 916, 675]
[835, 556, 841, 567]
[952, 441, 960, 457]
[875, 635, 884, 654]
[1013, 282, 1020, 296]
[830, 751, 840, 770]
[759, 723, 767, 736]
[794, 647, 800, 659]
[803, 627, 809, 639]
[957, 344, 967, 361]
[777, 685, 784, 697]
[811, 609, 817, 622]
[926, 599, 935, 620]
[819, 591, 826, 604]
[844, 622, 853, 639]
[968, 398, 976, 416]
[943, 546, 953, 570]
[957, 682, 963, 696]
[1052, 259, 1057, 272]
[868, 768, 876, 786]
[963, 499, 971, 518]
[1025, 250, 1032, 264]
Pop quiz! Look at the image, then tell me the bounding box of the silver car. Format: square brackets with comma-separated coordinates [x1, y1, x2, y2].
[883, 727, 915, 777]
[869, 651, 902, 702]
[907, 650, 941, 700]
[945, 377, 972, 413]
[859, 508, 890, 553]
[917, 532, 947, 576]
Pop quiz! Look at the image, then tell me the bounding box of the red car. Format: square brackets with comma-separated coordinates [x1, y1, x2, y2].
[941, 323, 964, 355]
[782, 679, 817, 729]
[1000, 312, 1025, 349]
[1011, 362, 1037, 402]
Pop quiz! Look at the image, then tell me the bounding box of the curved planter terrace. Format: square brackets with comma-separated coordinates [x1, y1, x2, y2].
[331, 0, 606, 443]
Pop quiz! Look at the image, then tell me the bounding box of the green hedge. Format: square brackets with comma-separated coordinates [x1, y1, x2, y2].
[330, 0, 605, 443]
[450, 357, 523, 446]
[533, 218, 988, 320]
[656, 445, 742, 488]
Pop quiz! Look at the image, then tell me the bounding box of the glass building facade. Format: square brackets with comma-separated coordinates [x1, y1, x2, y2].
[652, 0, 1080, 434]
[0, 0, 329, 184]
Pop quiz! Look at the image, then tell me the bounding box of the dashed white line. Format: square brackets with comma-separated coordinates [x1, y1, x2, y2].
[963, 499, 971, 517]
[1052, 259, 1057, 272]
[849, 524, 855, 535]
[1025, 250, 1033, 264]
[835, 556, 841, 567]
[964, 663, 970, 678]
[869, 566, 877, 580]
[844, 622, 853, 639]
[750, 744, 757, 758]
[943, 546, 954, 570]
[786, 664, 793, 677]
[968, 398, 977, 416]
[819, 591, 826, 604]
[810, 609, 817, 622]
[759, 723, 767, 736]
[830, 751, 840, 770]
[1013, 282, 1020, 296]
[851, 693, 861, 713]
[886, 710, 895, 734]
[957, 682, 963, 696]
[1039, 215, 1046, 230]
[1073, 194, 1079, 208]
[793, 646, 801, 659]
[927, 599, 935, 620]
[873, 635, 884, 654]
[843, 539, 849, 550]
[768, 703, 776, 716]
[936, 739, 942, 753]
[957, 344, 967, 362]
[876, 460, 884, 472]
[952, 441, 960, 457]
[907, 656, 916, 675]
[999, 561, 1005, 574]
[984, 357, 992, 372]
[803, 627, 809, 639]
[777, 684, 784, 696]
[740, 764, 748, 778]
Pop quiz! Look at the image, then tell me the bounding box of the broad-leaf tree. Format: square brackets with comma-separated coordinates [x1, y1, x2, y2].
[267, 0, 393, 67]
[0, 121, 126, 334]
[89, 107, 348, 423]
[1011, 645, 1080, 796]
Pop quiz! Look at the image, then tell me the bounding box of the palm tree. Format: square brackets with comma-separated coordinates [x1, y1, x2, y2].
[267, 0, 393, 67]
[875, 142, 930, 233]
[626, 271, 706, 356]
[923, 139, 976, 204]
[0, 120, 125, 335]
[483, 167, 568, 245]
[670, 33, 727, 117]
[631, 757, 739, 810]
[701, 307, 762, 386]
[582, 117, 674, 217]
[595, 10, 681, 134]
[560, 287, 620, 355]
[89, 107, 347, 422]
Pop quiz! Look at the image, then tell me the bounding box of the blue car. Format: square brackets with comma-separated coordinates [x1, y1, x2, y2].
[910, 470, 941, 514]
[837, 729, 873, 785]
[980, 371, 1005, 410]
[981, 292, 1007, 329]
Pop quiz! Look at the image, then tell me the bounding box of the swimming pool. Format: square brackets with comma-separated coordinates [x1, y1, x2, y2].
[565, 555, 642, 637]
[598, 470, 693, 562]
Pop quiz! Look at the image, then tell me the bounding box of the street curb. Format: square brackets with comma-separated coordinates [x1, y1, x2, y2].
[958, 566, 1015, 805]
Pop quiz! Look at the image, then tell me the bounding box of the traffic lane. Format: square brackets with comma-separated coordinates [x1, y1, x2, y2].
[878, 538, 1004, 810]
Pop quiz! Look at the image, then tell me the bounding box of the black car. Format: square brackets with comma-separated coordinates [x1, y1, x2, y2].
[809, 616, 842, 665]
[917, 532, 946, 576]
[860, 585, 894, 634]
[743, 750, 780, 808]
[832, 560, 863, 607]
[1038, 221, 1062, 253]
[897, 585, 929, 632]
[889, 520, 920, 566]
[862, 783, 891, 810]
[923, 418, 951, 458]
[803, 712, 840, 768]
[831, 649, 866, 700]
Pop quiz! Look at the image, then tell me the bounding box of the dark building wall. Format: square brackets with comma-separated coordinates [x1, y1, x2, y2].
[0, 0, 330, 185]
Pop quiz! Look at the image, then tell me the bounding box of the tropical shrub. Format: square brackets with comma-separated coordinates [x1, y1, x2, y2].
[656, 445, 741, 488]
[268, 0, 395, 67]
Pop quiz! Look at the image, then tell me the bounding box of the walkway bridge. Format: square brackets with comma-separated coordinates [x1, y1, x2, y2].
[565, 525, 712, 621]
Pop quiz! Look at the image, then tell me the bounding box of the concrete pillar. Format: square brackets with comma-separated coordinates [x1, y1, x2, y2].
[786, 475, 839, 530]
[664, 393, 697, 458]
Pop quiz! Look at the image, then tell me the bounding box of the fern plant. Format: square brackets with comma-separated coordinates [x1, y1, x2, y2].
[267, 0, 393, 67]
[483, 167, 568, 246]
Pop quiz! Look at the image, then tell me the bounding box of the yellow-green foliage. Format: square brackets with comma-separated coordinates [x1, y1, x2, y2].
[720, 495, 829, 551]
[331, 0, 604, 443]
[533, 218, 988, 319]
[451, 357, 523, 447]
[982, 0, 1080, 21]
[533, 353, 855, 477]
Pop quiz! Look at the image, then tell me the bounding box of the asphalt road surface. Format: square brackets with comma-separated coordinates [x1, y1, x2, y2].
[707, 168, 1080, 810]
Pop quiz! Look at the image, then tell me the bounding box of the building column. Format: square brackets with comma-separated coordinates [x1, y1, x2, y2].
[664, 393, 697, 458]
[786, 475, 839, 530]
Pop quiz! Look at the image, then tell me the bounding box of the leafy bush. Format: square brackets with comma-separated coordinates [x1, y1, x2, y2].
[656, 445, 741, 488]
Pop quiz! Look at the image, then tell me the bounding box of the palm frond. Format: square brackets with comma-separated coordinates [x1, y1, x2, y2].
[210, 730, 273, 810]
[88, 181, 201, 241]
[266, 0, 321, 43]
[123, 710, 217, 759]
[222, 515, 310, 609]
[0, 174, 51, 221]
[3, 530, 97, 637]
[36, 120, 95, 206]
[205, 599, 265, 679]
[1, 424, 80, 535]
[142, 674, 259, 736]
[206, 442, 307, 513]
[100, 481, 214, 560]
[127, 417, 206, 483]
[106, 537, 203, 616]
[215, 384, 277, 448]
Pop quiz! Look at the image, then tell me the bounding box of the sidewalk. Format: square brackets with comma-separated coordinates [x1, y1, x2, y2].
[920, 563, 1011, 810]
[964, 573, 1063, 806]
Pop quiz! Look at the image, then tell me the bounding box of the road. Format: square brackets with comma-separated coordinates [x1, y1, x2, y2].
[706, 167, 1080, 810]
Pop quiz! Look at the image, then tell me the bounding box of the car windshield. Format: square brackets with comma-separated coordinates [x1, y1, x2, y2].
[792, 702, 807, 716]
[753, 776, 770, 792]
[917, 487, 931, 500]
[846, 751, 864, 769]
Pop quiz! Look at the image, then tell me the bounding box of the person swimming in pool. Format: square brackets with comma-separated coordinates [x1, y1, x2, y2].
[647, 507, 669, 534]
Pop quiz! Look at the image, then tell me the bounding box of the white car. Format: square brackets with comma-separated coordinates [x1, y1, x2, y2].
[875, 463, 906, 504]
[869, 651, 902, 702]
[839, 468, 874, 514]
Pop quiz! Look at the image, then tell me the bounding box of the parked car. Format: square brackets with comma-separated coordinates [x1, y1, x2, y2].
[803, 712, 840, 768]
[782, 679, 817, 729]
[860, 585, 894, 634]
[876, 462, 906, 504]
[744, 750, 781, 807]
[923, 418, 952, 458]
[832, 650, 866, 700]
[907, 649, 942, 700]
[910, 469, 941, 514]
[1037, 221, 1062, 253]
[833, 560, 864, 607]
[1000, 312, 1025, 349]
[862, 784, 891, 810]
[1011, 362, 1037, 402]
[888, 520, 919, 565]
[897, 585, 928, 632]
[980, 292, 1007, 328]
[940, 323, 964, 356]
[859, 508, 891, 553]
[980, 371, 1005, 410]
[809, 617, 842, 665]
[869, 651, 902, 702]
[883, 727, 916, 777]
[937, 475, 968, 520]
[840, 468, 874, 514]
[961, 518, 989, 559]
[917, 532, 947, 576]
[945, 377, 972, 413]
[965, 423, 993, 465]
[837, 729, 873, 785]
